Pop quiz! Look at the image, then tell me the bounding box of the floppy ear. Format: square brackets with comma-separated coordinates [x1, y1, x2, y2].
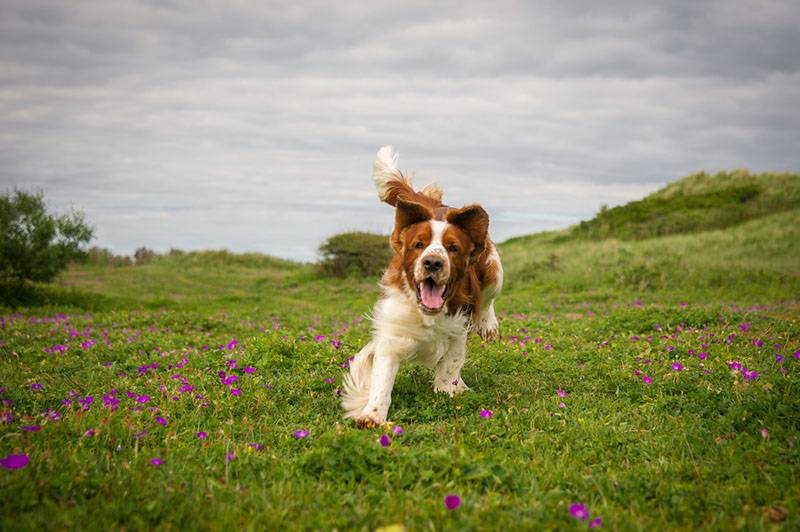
[447, 204, 489, 260]
[390, 199, 433, 254]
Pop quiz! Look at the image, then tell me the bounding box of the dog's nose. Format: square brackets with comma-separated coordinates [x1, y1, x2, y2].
[423, 257, 444, 272]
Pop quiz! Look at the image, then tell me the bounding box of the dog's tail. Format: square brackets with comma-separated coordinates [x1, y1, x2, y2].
[341, 342, 375, 419]
[372, 146, 443, 206]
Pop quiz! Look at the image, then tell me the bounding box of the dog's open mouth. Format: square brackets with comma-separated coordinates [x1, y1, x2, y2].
[416, 277, 448, 314]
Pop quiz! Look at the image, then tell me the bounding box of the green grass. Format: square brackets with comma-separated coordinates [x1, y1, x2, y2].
[1, 171, 799, 530]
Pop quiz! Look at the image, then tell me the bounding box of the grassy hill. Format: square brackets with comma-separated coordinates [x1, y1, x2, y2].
[1, 170, 799, 530]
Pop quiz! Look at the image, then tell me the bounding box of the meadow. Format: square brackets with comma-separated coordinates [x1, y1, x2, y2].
[1, 171, 799, 530]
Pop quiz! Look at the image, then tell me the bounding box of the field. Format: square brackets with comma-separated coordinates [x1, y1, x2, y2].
[1, 171, 799, 530]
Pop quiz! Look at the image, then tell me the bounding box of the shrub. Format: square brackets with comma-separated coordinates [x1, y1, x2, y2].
[317, 232, 391, 277]
[133, 247, 158, 265]
[0, 189, 93, 283]
[86, 247, 133, 267]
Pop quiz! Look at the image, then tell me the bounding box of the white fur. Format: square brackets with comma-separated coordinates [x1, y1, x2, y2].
[372, 145, 405, 202]
[342, 282, 470, 422]
[474, 242, 503, 340]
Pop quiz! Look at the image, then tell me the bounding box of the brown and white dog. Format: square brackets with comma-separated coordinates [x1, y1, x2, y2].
[342, 146, 503, 427]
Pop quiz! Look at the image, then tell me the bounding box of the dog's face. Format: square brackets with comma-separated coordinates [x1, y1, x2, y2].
[391, 200, 489, 315]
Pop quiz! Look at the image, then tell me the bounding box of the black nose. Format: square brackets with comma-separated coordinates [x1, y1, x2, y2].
[423, 257, 444, 272]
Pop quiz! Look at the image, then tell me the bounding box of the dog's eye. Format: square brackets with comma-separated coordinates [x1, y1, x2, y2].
[448, 244, 459, 253]
[415, 242, 424, 249]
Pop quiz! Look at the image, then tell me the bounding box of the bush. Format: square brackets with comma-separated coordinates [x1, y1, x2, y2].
[0, 189, 93, 283]
[133, 247, 158, 265]
[86, 246, 133, 267]
[317, 232, 391, 277]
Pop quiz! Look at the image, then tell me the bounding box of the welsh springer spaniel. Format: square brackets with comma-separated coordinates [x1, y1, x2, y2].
[342, 146, 503, 427]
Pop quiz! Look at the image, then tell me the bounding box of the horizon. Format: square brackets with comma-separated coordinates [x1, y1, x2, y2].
[2, 1, 798, 261]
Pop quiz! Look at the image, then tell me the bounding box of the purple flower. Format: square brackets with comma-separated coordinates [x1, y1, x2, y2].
[671, 362, 684, 371]
[698, 352, 708, 360]
[84, 428, 97, 437]
[324, 378, 334, 384]
[136, 395, 150, 403]
[150, 457, 163, 467]
[589, 517, 603, 528]
[642, 375, 653, 384]
[479, 409, 493, 419]
[134, 430, 148, 439]
[739, 323, 750, 332]
[248, 443, 265, 451]
[30, 383, 43, 391]
[556, 389, 568, 398]
[226, 451, 235, 463]
[243, 367, 256, 374]
[379, 434, 391, 447]
[569, 503, 589, 521]
[21, 425, 41, 432]
[1, 454, 29, 469]
[230, 388, 241, 396]
[444, 494, 461, 510]
[197, 431, 208, 439]
[392, 425, 404, 435]
[293, 429, 309, 439]
[729, 361, 742, 370]
[761, 428, 769, 438]
[156, 416, 167, 426]
[558, 402, 566, 409]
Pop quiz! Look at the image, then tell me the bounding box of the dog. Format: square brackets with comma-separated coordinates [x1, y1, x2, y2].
[341, 146, 503, 427]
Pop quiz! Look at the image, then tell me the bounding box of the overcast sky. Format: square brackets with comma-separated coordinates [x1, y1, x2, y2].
[2, 1, 798, 261]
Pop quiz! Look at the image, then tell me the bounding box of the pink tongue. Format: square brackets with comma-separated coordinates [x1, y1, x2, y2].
[420, 282, 446, 309]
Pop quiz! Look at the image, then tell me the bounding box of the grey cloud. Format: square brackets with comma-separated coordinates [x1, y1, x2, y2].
[1, 1, 799, 260]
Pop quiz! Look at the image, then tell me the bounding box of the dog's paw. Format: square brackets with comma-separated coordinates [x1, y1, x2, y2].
[434, 379, 470, 397]
[478, 326, 498, 342]
[355, 415, 381, 429]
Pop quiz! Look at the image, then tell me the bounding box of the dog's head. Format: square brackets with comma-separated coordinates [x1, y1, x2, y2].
[390, 199, 489, 315]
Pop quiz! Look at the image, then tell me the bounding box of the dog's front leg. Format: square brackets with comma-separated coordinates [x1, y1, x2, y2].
[433, 333, 470, 396]
[356, 348, 400, 428]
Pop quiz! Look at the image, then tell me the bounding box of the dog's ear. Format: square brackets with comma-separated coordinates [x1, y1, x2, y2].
[391, 199, 433, 254]
[447, 204, 489, 260]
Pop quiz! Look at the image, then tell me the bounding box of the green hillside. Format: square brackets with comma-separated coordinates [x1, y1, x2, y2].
[1, 170, 799, 530]
[566, 170, 800, 241]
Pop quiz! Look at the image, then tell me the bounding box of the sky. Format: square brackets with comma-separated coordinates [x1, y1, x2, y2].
[2, 0, 798, 261]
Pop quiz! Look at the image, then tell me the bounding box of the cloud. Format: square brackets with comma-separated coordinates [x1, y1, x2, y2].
[1, 1, 798, 260]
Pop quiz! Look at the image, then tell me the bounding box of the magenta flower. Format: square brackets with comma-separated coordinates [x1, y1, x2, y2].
[30, 383, 43, 391]
[243, 367, 256, 374]
[671, 362, 684, 371]
[379, 434, 391, 447]
[698, 352, 708, 360]
[21, 426, 41, 432]
[293, 429, 309, 439]
[558, 402, 566, 409]
[230, 388, 241, 396]
[642, 375, 653, 384]
[729, 361, 742, 370]
[739, 323, 750, 332]
[226, 451, 235, 463]
[761, 428, 769, 438]
[197, 431, 208, 439]
[479, 409, 493, 419]
[84, 429, 97, 437]
[156, 416, 167, 426]
[324, 378, 334, 384]
[589, 517, 603, 528]
[0, 454, 29, 469]
[569, 503, 589, 520]
[150, 457, 163, 467]
[444, 494, 461, 510]
[136, 395, 150, 403]
[248, 443, 265, 451]
[392, 425, 404, 435]
[556, 389, 568, 398]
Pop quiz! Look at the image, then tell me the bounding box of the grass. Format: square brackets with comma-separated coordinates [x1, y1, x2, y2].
[1, 170, 799, 530]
